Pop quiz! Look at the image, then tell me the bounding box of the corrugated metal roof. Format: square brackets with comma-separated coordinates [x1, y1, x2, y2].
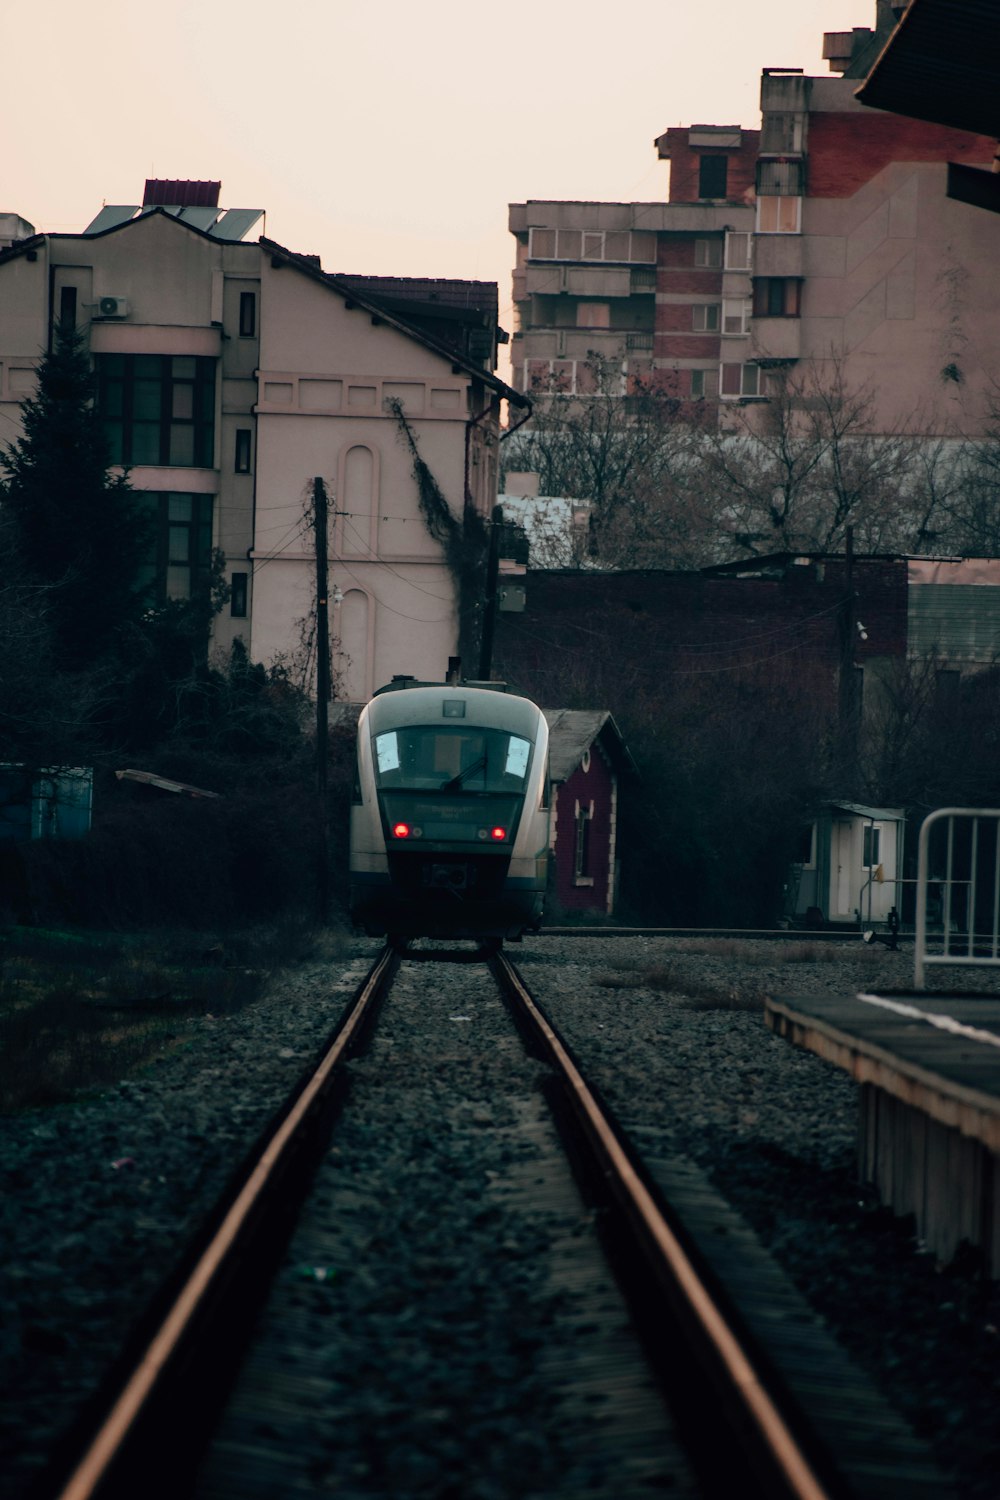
[856, 0, 1000, 138]
[143, 179, 221, 208]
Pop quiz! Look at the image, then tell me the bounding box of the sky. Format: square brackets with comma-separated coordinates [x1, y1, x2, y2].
[7, 1, 878, 379]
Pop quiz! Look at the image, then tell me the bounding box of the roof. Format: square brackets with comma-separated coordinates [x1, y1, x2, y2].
[855, 0, 1000, 137]
[826, 801, 906, 822]
[542, 709, 635, 782]
[335, 276, 498, 318]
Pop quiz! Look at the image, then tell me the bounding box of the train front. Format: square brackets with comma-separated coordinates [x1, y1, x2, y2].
[350, 686, 549, 942]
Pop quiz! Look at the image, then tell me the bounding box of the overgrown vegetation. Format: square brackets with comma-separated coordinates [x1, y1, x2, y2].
[388, 396, 490, 668]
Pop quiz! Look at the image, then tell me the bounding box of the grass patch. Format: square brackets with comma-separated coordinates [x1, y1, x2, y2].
[0, 918, 331, 1113]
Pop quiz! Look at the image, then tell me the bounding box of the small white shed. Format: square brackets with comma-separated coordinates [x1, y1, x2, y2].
[789, 801, 906, 928]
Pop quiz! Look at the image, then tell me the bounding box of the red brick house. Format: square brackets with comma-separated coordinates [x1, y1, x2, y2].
[543, 710, 634, 916]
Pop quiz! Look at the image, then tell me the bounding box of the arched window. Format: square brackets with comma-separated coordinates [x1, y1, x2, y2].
[336, 589, 370, 702]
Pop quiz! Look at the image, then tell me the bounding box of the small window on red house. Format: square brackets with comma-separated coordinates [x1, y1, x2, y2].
[574, 805, 592, 883]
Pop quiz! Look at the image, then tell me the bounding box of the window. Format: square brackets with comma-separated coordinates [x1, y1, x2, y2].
[230, 571, 248, 618]
[574, 803, 593, 883]
[761, 113, 803, 154]
[525, 358, 604, 396]
[136, 493, 214, 602]
[752, 278, 802, 318]
[756, 160, 804, 197]
[239, 291, 257, 337]
[234, 428, 252, 473]
[756, 196, 801, 234]
[720, 362, 761, 398]
[97, 354, 216, 468]
[576, 302, 611, 328]
[692, 303, 720, 332]
[59, 286, 77, 332]
[372, 726, 532, 793]
[722, 298, 750, 335]
[863, 825, 882, 869]
[698, 155, 728, 199]
[694, 238, 723, 268]
[724, 231, 751, 270]
[528, 227, 655, 263]
[690, 368, 718, 399]
[795, 823, 817, 868]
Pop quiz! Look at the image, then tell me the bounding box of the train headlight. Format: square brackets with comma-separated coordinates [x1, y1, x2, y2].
[490, 826, 507, 841]
[392, 822, 411, 839]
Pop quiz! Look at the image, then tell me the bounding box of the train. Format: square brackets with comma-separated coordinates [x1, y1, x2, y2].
[349, 678, 550, 945]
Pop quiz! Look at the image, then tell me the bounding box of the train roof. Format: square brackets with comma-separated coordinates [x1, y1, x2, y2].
[361, 683, 545, 738]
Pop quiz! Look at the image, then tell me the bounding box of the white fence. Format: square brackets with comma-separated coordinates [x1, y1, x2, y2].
[915, 808, 1000, 988]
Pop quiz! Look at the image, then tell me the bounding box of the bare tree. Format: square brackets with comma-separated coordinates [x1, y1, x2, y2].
[701, 358, 918, 555]
[500, 353, 714, 568]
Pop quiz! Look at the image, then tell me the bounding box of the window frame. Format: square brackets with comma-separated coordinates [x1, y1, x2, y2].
[690, 368, 719, 399]
[137, 492, 214, 604]
[97, 353, 216, 469]
[756, 196, 802, 234]
[722, 298, 751, 336]
[694, 237, 723, 269]
[752, 277, 802, 318]
[692, 303, 720, 333]
[863, 824, 883, 870]
[234, 427, 252, 474]
[719, 362, 761, 400]
[724, 231, 752, 270]
[528, 227, 656, 264]
[573, 802, 594, 885]
[238, 291, 257, 338]
[230, 571, 248, 619]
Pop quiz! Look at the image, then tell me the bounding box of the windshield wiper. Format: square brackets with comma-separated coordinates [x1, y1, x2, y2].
[441, 753, 487, 792]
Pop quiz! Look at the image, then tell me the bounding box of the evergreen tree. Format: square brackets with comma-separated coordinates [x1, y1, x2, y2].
[0, 323, 148, 670]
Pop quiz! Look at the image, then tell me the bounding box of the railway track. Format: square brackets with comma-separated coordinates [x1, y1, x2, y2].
[41, 944, 947, 1500]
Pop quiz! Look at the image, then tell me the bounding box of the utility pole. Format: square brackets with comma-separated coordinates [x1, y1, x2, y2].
[838, 524, 858, 785]
[313, 477, 331, 918]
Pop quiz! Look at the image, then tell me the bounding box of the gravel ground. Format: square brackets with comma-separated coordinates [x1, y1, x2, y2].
[2, 932, 999, 1499]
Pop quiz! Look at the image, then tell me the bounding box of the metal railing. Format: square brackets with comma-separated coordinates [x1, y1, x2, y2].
[915, 808, 1000, 988]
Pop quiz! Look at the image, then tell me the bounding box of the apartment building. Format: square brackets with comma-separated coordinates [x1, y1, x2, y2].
[0, 182, 522, 700]
[510, 0, 1000, 434]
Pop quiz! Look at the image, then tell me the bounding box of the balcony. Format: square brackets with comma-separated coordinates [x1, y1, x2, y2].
[752, 236, 804, 277]
[750, 318, 801, 362]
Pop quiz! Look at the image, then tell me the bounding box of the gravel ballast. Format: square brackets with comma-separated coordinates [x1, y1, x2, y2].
[2, 932, 998, 1499]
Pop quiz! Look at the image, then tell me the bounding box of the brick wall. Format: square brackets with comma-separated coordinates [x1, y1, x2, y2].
[493, 559, 909, 714]
[660, 128, 760, 205]
[807, 113, 996, 198]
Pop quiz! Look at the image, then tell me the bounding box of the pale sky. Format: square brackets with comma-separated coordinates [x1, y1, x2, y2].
[7, 1, 877, 377]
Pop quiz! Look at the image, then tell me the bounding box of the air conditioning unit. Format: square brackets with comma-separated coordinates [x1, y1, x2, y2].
[96, 296, 129, 318]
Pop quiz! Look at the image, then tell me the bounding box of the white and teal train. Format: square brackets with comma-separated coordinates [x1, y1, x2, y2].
[349, 679, 550, 945]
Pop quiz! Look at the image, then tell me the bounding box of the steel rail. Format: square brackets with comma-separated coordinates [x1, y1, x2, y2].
[53, 945, 397, 1500]
[492, 950, 835, 1500]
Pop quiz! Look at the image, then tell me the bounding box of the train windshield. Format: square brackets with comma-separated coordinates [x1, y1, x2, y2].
[374, 726, 532, 794]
